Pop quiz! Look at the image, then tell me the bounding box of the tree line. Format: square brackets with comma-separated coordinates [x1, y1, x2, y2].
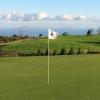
[18, 47, 100, 56]
[0, 46, 100, 57]
[0, 34, 47, 43]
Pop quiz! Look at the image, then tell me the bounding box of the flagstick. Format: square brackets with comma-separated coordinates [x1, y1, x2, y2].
[48, 31, 50, 84]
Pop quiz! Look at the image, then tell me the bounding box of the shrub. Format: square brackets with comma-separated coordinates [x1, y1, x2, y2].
[62, 32, 69, 36]
[87, 48, 90, 54]
[87, 51, 100, 54]
[68, 47, 75, 55]
[53, 49, 57, 55]
[18, 52, 35, 56]
[86, 29, 93, 35]
[60, 47, 67, 55]
[77, 47, 81, 54]
[37, 48, 41, 56]
[81, 49, 88, 54]
[40, 51, 45, 56]
[45, 48, 48, 56]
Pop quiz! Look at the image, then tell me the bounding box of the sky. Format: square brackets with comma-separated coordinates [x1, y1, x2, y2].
[0, 0, 100, 17]
[0, 0, 100, 30]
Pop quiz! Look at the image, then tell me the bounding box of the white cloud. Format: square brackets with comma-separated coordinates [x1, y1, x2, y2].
[0, 12, 24, 21]
[0, 12, 87, 21]
[55, 14, 86, 20]
[33, 12, 52, 20]
[63, 14, 73, 20]
[74, 15, 86, 20]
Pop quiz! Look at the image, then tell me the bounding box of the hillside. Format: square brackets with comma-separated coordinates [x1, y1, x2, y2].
[2, 35, 100, 52]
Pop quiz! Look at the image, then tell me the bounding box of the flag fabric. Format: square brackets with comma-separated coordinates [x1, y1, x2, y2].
[47, 29, 58, 84]
[48, 29, 58, 39]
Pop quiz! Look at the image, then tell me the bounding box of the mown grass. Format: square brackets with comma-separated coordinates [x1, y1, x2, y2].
[2, 35, 100, 52]
[0, 55, 100, 100]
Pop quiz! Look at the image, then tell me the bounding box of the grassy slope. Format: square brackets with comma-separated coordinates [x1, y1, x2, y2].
[0, 55, 100, 100]
[2, 35, 100, 52]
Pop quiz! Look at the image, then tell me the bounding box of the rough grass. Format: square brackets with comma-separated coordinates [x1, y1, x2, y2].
[0, 55, 100, 100]
[2, 35, 100, 52]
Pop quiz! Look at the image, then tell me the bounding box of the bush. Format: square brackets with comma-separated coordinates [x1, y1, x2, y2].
[37, 48, 41, 56]
[60, 47, 67, 55]
[52, 49, 57, 55]
[68, 47, 75, 55]
[18, 52, 35, 56]
[87, 48, 90, 54]
[77, 47, 81, 54]
[45, 48, 48, 56]
[87, 50, 100, 54]
[62, 32, 69, 36]
[86, 48, 100, 54]
[40, 51, 45, 56]
[81, 49, 88, 54]
[86, 29, 93, 35]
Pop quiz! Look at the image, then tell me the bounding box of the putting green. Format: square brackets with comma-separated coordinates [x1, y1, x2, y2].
[0, 55, 100, 100]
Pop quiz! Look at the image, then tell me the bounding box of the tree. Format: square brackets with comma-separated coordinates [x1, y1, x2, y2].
[24, 35, 29, 39]
[45, 48, 48, 55]
[37, 48, 41, 56]
[53, 49, 57, 55]
[39, 34, 43, 38]
[12, 34, 18, 38]
[62, 32, 68, 36]
[60, 47, 67, 55]
[68, 47, 75, 55]
[87, 48, 90, 54]
[86, 29, 93, 35]
[77, 47, 81, 54]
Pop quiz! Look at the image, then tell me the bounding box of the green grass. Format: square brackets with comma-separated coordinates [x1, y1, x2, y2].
[0, 55, 100, 100]
[2, 35, 100, 52]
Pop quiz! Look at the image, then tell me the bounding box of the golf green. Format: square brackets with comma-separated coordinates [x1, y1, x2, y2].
[0, 55, 100, 100]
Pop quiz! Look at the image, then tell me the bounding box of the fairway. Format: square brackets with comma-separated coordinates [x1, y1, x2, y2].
[2, 35, 100, 52]
[0, 55, 100, 100]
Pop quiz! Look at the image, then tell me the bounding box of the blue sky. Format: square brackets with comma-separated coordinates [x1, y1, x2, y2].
[0, 0, 100, 17]
[0, 0, 100, 30]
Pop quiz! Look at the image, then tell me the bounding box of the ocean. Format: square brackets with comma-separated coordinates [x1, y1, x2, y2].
[0, 27, 91, 36]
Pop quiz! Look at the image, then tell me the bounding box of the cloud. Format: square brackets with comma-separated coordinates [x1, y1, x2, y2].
[0, 12, 87, 21]
[0, 12, 24, 21]
[55, 14, 86, 20]
[33, 12, 52, 20]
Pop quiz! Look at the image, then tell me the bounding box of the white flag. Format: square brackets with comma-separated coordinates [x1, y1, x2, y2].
[48, 29, 58, 39]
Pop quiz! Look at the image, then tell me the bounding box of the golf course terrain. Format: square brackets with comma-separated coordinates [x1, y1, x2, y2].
[0, 55, 100, 100]
[0, 35, 100, 100]
[2, 35, 100, 52]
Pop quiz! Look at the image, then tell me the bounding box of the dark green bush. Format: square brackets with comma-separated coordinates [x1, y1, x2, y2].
[68, 47, 75, 55]
[37, 48, 41, 56]
[45, 48, 48, 56]
[60, 47, 67, 55]
[77, 47, 81, 54]
[53, 49, 58, 55]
